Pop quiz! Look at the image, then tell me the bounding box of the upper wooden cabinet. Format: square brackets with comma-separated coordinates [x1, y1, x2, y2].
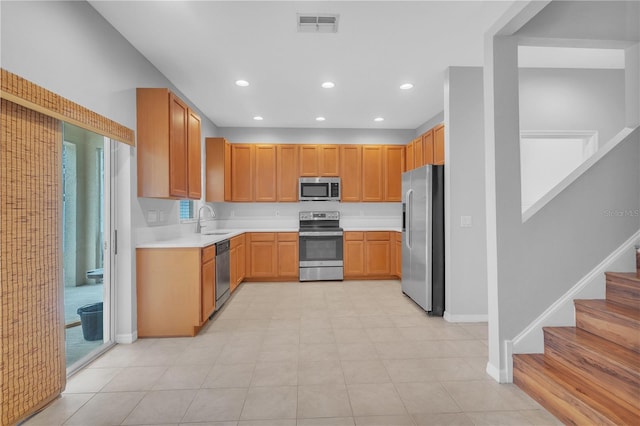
[405, 124, 445, 171]
[433, 124, 445, 165]
[277, 145, 299, 202]
[205, 137, 231, 202]
[422, 130, 434, 165]
[339, 145, 362, 202]
[384, 146, 404, 202]
[362, 145, 384, 201]
[254, 145, 277, 202]
[300, 145, 340, 176]
[137, 88, 202, 199]
[231, 144, 254, 202]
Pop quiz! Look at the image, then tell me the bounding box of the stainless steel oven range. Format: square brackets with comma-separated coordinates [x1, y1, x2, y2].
[298, 211, 344, 281]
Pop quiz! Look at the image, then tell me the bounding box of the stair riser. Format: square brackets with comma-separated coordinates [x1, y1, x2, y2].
[513, 356, 618, 426]
[606, 276, 640, 309]
[544, 336, 640, 409]
[575, 306, 640, 352]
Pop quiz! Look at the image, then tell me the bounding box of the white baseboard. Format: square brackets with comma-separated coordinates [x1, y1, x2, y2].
[444, 312, 488, 323]
[485, 361, 510, 383]
[115, 331, 137, 344]
[505, 229, 640, 380]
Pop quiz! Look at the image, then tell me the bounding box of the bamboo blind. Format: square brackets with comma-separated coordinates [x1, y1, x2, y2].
[1, 68, 134, 146]
[1, 99, 65, 425]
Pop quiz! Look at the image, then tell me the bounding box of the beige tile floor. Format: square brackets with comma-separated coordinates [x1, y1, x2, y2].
[26, 280, 561, 426]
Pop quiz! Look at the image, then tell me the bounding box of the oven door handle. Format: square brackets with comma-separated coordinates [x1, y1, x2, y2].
[299, 231, 344, 237]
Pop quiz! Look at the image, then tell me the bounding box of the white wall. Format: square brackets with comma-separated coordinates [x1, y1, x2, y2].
[484, 0, 640, 382]
[1, 0, 219, 343]
[444, 67, 488, 321]
[219, 127, 414, 145]
[519, 68, 626, 145]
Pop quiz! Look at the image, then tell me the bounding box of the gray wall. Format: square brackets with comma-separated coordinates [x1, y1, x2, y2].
[415, 112, 445, 137]
[0, 0, 219, 342]
[219, 127, 414, 145]
[444, 67, 488, 320]
[484, 0, 640, 381]
[519, 68, 626, 145]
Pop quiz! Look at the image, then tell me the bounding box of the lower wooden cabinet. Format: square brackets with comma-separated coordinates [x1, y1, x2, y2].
[393, 232, 402, 278]
[136, 245, 215, 337]
[344, 231, 395, 279]
[246, 232, 298, 281]
[230, 234, 246, 293]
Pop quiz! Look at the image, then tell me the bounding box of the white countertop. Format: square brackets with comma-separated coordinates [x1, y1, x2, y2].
[136, 226, 400, 249]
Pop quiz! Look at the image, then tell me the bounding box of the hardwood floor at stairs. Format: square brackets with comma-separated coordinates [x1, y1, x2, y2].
[513, 272, 640, 425]
[543, 326, 640, 409]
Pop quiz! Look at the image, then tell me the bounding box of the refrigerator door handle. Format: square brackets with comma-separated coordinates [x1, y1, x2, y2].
[406, 189, 413, 249]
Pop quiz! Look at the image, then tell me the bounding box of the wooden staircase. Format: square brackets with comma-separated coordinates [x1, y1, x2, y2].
[513, 272, 640, 425]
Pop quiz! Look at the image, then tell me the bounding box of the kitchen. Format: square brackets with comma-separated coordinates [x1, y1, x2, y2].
[4, 1, 637, 425]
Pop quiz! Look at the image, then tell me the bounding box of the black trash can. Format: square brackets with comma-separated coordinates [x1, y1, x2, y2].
[77, 302, 103, 341]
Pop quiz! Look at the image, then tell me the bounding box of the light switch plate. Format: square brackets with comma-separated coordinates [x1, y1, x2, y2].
[460, 215, 472, 228]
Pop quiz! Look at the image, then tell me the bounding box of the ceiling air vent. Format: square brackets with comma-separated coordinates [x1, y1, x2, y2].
[297, 13, 339, 33]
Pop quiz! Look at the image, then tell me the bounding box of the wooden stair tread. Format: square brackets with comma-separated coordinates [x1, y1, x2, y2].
[514, 354, 639, 426]
[575, 299, 640, 320]
[606, 271, 640, 284]
[544, 326, 640, 369]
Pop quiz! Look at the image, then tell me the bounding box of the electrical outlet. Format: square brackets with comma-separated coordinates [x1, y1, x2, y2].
[147, 210, 157, 223]
[159, 210, 165, 222]
[460, 215, 472, 228]
[275, 210, 280, 217]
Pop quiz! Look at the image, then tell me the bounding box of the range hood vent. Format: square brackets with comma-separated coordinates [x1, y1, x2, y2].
[297, 13, 339, 33]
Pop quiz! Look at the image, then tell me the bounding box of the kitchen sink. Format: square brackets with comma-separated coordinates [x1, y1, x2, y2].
[203, 231, 230, 236]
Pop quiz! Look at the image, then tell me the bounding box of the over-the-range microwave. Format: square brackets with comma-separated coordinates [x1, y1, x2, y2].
[299, 177, 341, 201]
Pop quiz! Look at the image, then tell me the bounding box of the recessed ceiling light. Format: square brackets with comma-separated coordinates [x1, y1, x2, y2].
[374, 117, 384, 122]
[253, 116, 263, 121]
[399, 83, 414, 90]
[235, 80, 249, 87]
[315, 116, 326, 122]
[321, 81, 335, 89]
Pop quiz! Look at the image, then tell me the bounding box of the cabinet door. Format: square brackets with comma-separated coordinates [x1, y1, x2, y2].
[277, 233, 299, 278]
[299, 145, 319, 176]
[254, 144, 277, 202]
[414, 137, 425, 169]
[169, 93, 188, 198]
[248, 233, 277, 277]
[366, 239, 391, 276]
[187, 110, 202, 199]
[231, 144, 253, 201]
[229, 245, 238, 293]
[405, 141, 414, 172]
[422, 130, 434, 165]
[434, 124, 445, 165]
[395, 233, 402, 278]
[201, 257, 216, 323]
[339, 145, 361, 202]
[384, 146, 404, 202]
[344, 232, 365, 277]
[205, 137, 229, 202]
[362, 146, 384, 202]
[277, 145, 299, 201]
[237, 239, 246, 283]
[319, 145, 340, 176]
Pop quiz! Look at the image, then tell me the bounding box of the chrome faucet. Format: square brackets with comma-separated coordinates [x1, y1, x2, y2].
[195, 204, 215, 233]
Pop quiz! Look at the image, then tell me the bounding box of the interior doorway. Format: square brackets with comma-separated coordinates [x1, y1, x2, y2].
[62, 123, 114, 372]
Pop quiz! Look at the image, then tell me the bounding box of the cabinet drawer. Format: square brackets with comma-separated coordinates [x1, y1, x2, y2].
[345, 232, 364, 241]
[202, 244, 216, 262]
[366, 231, 390, 241]
[249, 232, 276, 242]
[277, 232, 298, 242]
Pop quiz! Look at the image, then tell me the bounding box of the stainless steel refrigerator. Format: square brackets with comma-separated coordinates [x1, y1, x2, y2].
[401, 165, 445, 316]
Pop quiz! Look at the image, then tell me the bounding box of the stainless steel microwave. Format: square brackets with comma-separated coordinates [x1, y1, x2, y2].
[299, 177, 341, 201]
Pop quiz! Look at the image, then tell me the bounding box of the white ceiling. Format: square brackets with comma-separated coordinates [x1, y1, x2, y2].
[89, 1, 515, 130]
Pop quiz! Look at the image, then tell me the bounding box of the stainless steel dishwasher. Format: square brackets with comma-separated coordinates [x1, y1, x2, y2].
[215, 239, 231, 310]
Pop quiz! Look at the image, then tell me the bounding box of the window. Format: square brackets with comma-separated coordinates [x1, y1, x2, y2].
[179, 200, 194, 221]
